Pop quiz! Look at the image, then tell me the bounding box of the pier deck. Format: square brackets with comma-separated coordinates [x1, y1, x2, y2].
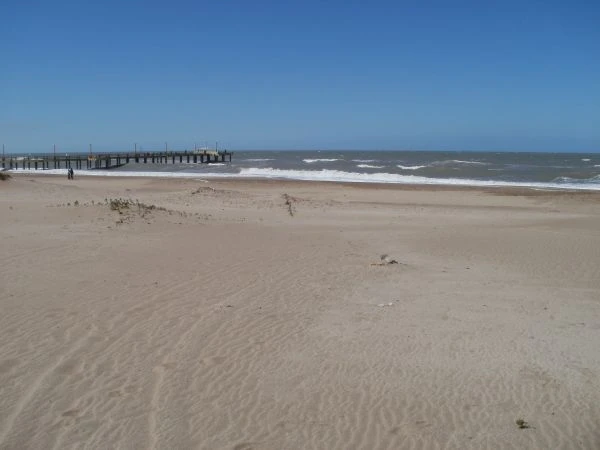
[1, 150, 233, 171]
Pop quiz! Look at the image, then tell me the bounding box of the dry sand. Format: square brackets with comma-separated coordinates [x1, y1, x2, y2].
[1, 174, 599, 450]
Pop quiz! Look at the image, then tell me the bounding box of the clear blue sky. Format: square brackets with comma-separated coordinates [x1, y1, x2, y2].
[2, 0, 599, 153]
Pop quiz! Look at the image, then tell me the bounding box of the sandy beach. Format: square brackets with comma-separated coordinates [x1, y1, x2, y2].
[1, 173, 599, 450]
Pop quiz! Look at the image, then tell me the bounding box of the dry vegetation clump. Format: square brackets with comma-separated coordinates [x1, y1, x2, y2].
[0, 172, 11, 181]
[192, 186, 216, 194]
[103, 198, 191, 226]
[515, 419, 532, 429]
[105, 198, 166, 217]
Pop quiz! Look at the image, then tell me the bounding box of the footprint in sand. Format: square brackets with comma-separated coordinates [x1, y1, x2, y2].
[155, 362, 176, 371]
[61, 409, 79, 418]
[56, 359, 82, 375]
[202, 356, 226, 366]
[233, 443, 256, 450]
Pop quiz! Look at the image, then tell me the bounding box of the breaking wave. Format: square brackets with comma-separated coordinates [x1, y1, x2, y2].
[552, 175, 600, 184]
[356, 164, 385, 169]
[431, 160, 489, 166]
[397, 165, 426, 170]
[10, 166, 600, 191]
[303, 158, 340, 163]
[232, 168, 600, 190]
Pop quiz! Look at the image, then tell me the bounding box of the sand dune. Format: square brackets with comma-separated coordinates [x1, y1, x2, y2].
[1, 175, 599, 449]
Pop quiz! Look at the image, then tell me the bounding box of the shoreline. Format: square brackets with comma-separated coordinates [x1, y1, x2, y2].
[6, 170, 600, 196]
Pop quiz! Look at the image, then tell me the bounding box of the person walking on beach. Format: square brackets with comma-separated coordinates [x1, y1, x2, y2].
[67, 167, 74, 180]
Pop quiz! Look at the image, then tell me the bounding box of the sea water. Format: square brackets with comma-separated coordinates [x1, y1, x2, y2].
[9, 150, 600, 191]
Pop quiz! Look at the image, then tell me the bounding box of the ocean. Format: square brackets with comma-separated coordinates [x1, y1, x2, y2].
[9, 150, 600, 191]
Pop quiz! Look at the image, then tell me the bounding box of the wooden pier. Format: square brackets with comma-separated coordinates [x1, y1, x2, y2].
[0, 150, 233, 171]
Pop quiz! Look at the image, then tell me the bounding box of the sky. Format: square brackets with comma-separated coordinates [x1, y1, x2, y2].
[2, 0, 599, 153]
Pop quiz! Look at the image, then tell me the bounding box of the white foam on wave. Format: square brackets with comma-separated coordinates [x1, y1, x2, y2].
[397, 164, 426, 170]
[243, 158, 274, 162]
[10, 167, 600, 191]
[356, 164, 385, 169]
[234, 168, 600, 190]
[352, 159, 378, 163]
[432, 159, 488, 166]
[582, 158, 591, 162]
[10, 168, 64, 174]
[552, 175, 600, 184]
[303, 158, 340, 163]
[452, 159, 488, 165]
